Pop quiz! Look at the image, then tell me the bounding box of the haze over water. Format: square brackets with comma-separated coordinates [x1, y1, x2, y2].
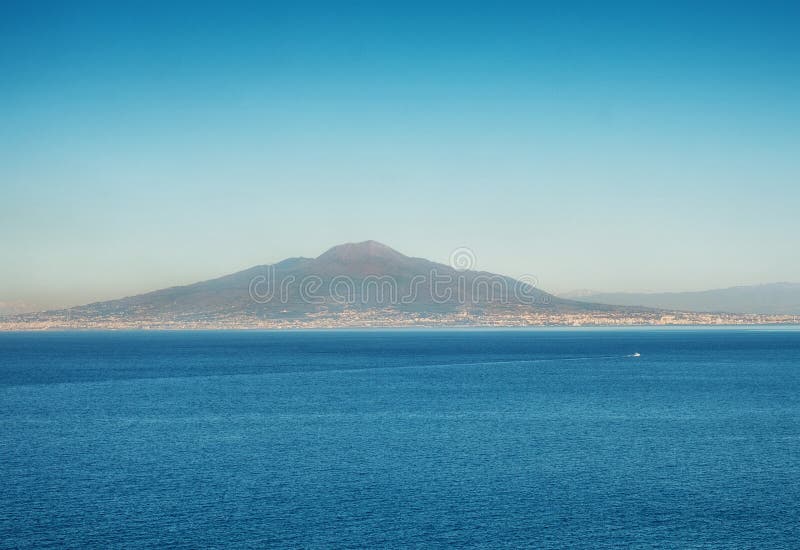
[2, 328, 799, 547]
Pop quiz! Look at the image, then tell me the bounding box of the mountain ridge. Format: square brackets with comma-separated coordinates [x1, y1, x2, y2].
[568, 282, 800, 315]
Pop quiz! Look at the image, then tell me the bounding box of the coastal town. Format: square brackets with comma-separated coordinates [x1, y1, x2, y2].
[2, 306, 797, 331]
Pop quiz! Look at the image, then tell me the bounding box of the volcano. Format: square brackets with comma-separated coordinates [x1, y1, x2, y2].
[11, 241, 632, 327]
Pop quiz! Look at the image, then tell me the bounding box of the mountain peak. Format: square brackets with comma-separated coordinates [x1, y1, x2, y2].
[317, 241, 406, 263]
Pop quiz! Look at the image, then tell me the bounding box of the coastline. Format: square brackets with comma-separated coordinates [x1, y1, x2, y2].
[3, 311, 799, 331]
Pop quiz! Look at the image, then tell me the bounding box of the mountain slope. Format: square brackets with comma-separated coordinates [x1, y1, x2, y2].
[570, 283, 800, 315]
[21, 241, 629, 324]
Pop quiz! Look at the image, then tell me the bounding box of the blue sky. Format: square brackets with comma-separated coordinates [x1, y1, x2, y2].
[1, 1, 799, 308]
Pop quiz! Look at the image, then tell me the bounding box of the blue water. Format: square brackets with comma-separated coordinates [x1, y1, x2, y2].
[1, 328, 799, 548]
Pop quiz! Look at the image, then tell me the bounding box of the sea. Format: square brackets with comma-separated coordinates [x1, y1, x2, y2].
[1, 328, 799, 548]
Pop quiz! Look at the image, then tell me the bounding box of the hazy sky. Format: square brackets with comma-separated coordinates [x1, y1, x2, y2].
[2, 1, 799, 308]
